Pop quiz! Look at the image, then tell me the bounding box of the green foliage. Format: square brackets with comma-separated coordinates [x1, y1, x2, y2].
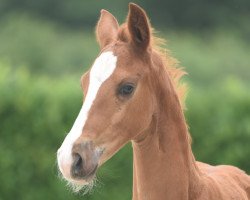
[187, 79, 250, 170]
[166, 30, 250, 85]
[0, 14, 98, 76]
[0, 62, 81, 199]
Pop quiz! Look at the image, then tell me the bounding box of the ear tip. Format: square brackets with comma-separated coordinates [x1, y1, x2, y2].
[129, 2, 136, 7]
[129, 3, 143, 12]
[100, 9, 109, 15]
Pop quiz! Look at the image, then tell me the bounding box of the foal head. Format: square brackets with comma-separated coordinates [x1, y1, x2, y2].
[57, 3, 180, 190]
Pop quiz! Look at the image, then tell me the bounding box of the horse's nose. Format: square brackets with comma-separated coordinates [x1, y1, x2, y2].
[71, 141, 100, 179]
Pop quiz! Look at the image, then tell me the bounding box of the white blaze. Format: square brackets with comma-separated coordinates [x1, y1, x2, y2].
[57, 51, 117, 179]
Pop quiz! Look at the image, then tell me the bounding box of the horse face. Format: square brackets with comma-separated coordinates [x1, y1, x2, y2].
[57, 4, 154, 188]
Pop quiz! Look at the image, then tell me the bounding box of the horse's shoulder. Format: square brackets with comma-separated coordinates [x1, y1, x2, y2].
[196, 161, 250, 199]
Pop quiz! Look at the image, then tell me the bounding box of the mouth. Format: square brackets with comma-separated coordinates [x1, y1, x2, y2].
[62, 164, 98, 189]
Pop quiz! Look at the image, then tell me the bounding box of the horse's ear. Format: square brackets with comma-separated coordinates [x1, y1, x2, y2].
[127, 3, 151, 51]
[96, 9, 119, 49]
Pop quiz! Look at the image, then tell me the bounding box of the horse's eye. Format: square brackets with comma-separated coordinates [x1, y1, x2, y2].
[118, 83, 135, 96]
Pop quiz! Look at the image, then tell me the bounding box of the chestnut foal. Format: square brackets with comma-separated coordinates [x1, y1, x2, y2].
[57, 3, 250, 200]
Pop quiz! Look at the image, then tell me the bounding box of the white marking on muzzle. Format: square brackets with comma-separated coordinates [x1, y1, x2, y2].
[57, 51, 117, 180]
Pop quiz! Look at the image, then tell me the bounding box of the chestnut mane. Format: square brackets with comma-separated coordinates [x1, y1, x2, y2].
[152, 33, 187, 108]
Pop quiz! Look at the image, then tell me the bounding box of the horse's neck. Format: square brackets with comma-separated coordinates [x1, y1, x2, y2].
[132, 76, 202, 200]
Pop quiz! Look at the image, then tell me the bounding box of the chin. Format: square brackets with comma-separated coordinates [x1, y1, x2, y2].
[64, 174, 97, 194]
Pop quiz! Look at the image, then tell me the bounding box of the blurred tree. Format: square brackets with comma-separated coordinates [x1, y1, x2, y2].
[0, 0, 249, 30]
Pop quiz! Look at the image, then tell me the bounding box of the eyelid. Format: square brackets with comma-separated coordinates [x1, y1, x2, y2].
[119, 76, 139, 86]
[119, 81, 135, 87]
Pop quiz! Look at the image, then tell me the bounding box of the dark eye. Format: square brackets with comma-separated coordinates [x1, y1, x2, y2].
[118, 83, 135, 96]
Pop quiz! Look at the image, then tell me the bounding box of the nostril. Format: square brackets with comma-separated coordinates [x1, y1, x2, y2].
[70, 142, 101, 180]
[74, 153, 83, 168]
[71, 153, 85, 178]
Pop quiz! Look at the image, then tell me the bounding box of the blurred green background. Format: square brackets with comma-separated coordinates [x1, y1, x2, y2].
[0, 0, 250, 199]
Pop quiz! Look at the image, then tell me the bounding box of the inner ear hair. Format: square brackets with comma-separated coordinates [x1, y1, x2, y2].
[127, 3, 151, 50]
